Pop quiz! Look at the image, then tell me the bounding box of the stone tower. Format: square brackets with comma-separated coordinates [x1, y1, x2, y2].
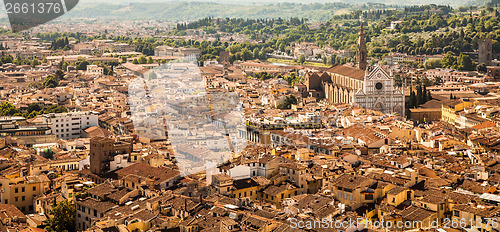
[478, 39, 493, 66]
[357, 17, 368, 71]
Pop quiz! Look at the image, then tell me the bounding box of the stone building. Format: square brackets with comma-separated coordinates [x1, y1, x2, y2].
[478, 39, 493, 66]
[353, 66, 405, 116]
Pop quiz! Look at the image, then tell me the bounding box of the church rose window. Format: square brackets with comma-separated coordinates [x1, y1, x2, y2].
[375, 82, 383, 90]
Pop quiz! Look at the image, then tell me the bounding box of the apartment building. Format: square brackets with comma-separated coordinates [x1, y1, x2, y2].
[426, 69, 475, 83]
[42, 112, 98, 140]
[0, 175, 50, 213]
[331, 174, 378, 210]
[86, 65, 104, 76]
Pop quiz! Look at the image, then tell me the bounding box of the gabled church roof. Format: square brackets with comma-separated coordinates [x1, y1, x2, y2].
[326, 65, 365, 81]
[366, 65, 392, 80]
[354, 88, 365, 96]
[393, 89, 404, 95]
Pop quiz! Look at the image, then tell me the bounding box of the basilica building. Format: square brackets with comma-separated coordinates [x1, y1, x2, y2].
[304, 19, 405, 116]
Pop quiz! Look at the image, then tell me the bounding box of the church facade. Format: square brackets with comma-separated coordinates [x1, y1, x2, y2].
[353, 66, 405, 116]
[303, 19, 405, 116]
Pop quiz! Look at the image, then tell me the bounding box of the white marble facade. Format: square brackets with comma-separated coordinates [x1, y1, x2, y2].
[353, 66, 405, 116]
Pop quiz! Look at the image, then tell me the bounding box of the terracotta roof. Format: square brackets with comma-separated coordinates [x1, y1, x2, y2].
[84, 126, 112, 138]
[0, 204, 26, 221]
[262, 183, 297, 196]
[400, 205, 435, 221]
[472, 121, 496, 130]
[332, 174, 373, 190]
[212, 173, 233, 182]
[326, 64, 365, 81]
[116, 163, 180, 186]
[77, 198, 116, 212]
[386, 186, 407, 195]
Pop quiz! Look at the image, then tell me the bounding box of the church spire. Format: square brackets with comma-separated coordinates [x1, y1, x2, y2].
[357, 16, 367, 71]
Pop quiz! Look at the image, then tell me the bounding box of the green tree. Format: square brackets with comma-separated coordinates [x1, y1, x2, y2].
[44, 200, 75, 232]
[409, 87, 417, 108]
[456, 53, 475, 71]
[299, 54, 306, 64]
[424, 58, 442, 69]
[416, 85, 423, 106]
[277, 95, 298, 109]
[76, 59, 89, 70]
[31, 58, 40, 68]
[55, 69, 65, 81]
[441, 52, 457, 68]
[477, 63, 487, 73]
[43, 75, 58, 88]
[0, 102, 21, 116]
[284, 72, 301, 86]
[279, 43, 286, 52]
[240, 48, 252, 61]
[422, 85, 428, 104]
[139, 56, 148, 64]
[253, 48, 260, 60]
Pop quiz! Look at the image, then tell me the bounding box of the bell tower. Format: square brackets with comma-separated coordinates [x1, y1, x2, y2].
[357, 16, 368, 71]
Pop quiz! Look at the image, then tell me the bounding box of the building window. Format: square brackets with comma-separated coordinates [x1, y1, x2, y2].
[15, 197, 18, 202]
[15, 188, 18, 193]
[33, 186, 36, 191]
[21, 196, 25, 201]
[22, 187, 25, 192]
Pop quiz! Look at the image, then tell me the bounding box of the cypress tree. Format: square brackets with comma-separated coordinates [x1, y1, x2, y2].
[410, 89, 417, 108]
[422, 85, 428, 104]
[416, 85, 423, 106]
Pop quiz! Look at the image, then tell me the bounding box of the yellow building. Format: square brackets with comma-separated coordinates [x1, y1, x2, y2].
[386, 186, 413, 207]
[452, 204, 500, 232]
[211, 173, 233, 196]
[260, 182, 298, 207]
[331, 174, 377, 210]
[441, 100, 474, 125]
[0, 175, 50, 213]
[231, 176, 270, 201]
[30, 157, 80, 176]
